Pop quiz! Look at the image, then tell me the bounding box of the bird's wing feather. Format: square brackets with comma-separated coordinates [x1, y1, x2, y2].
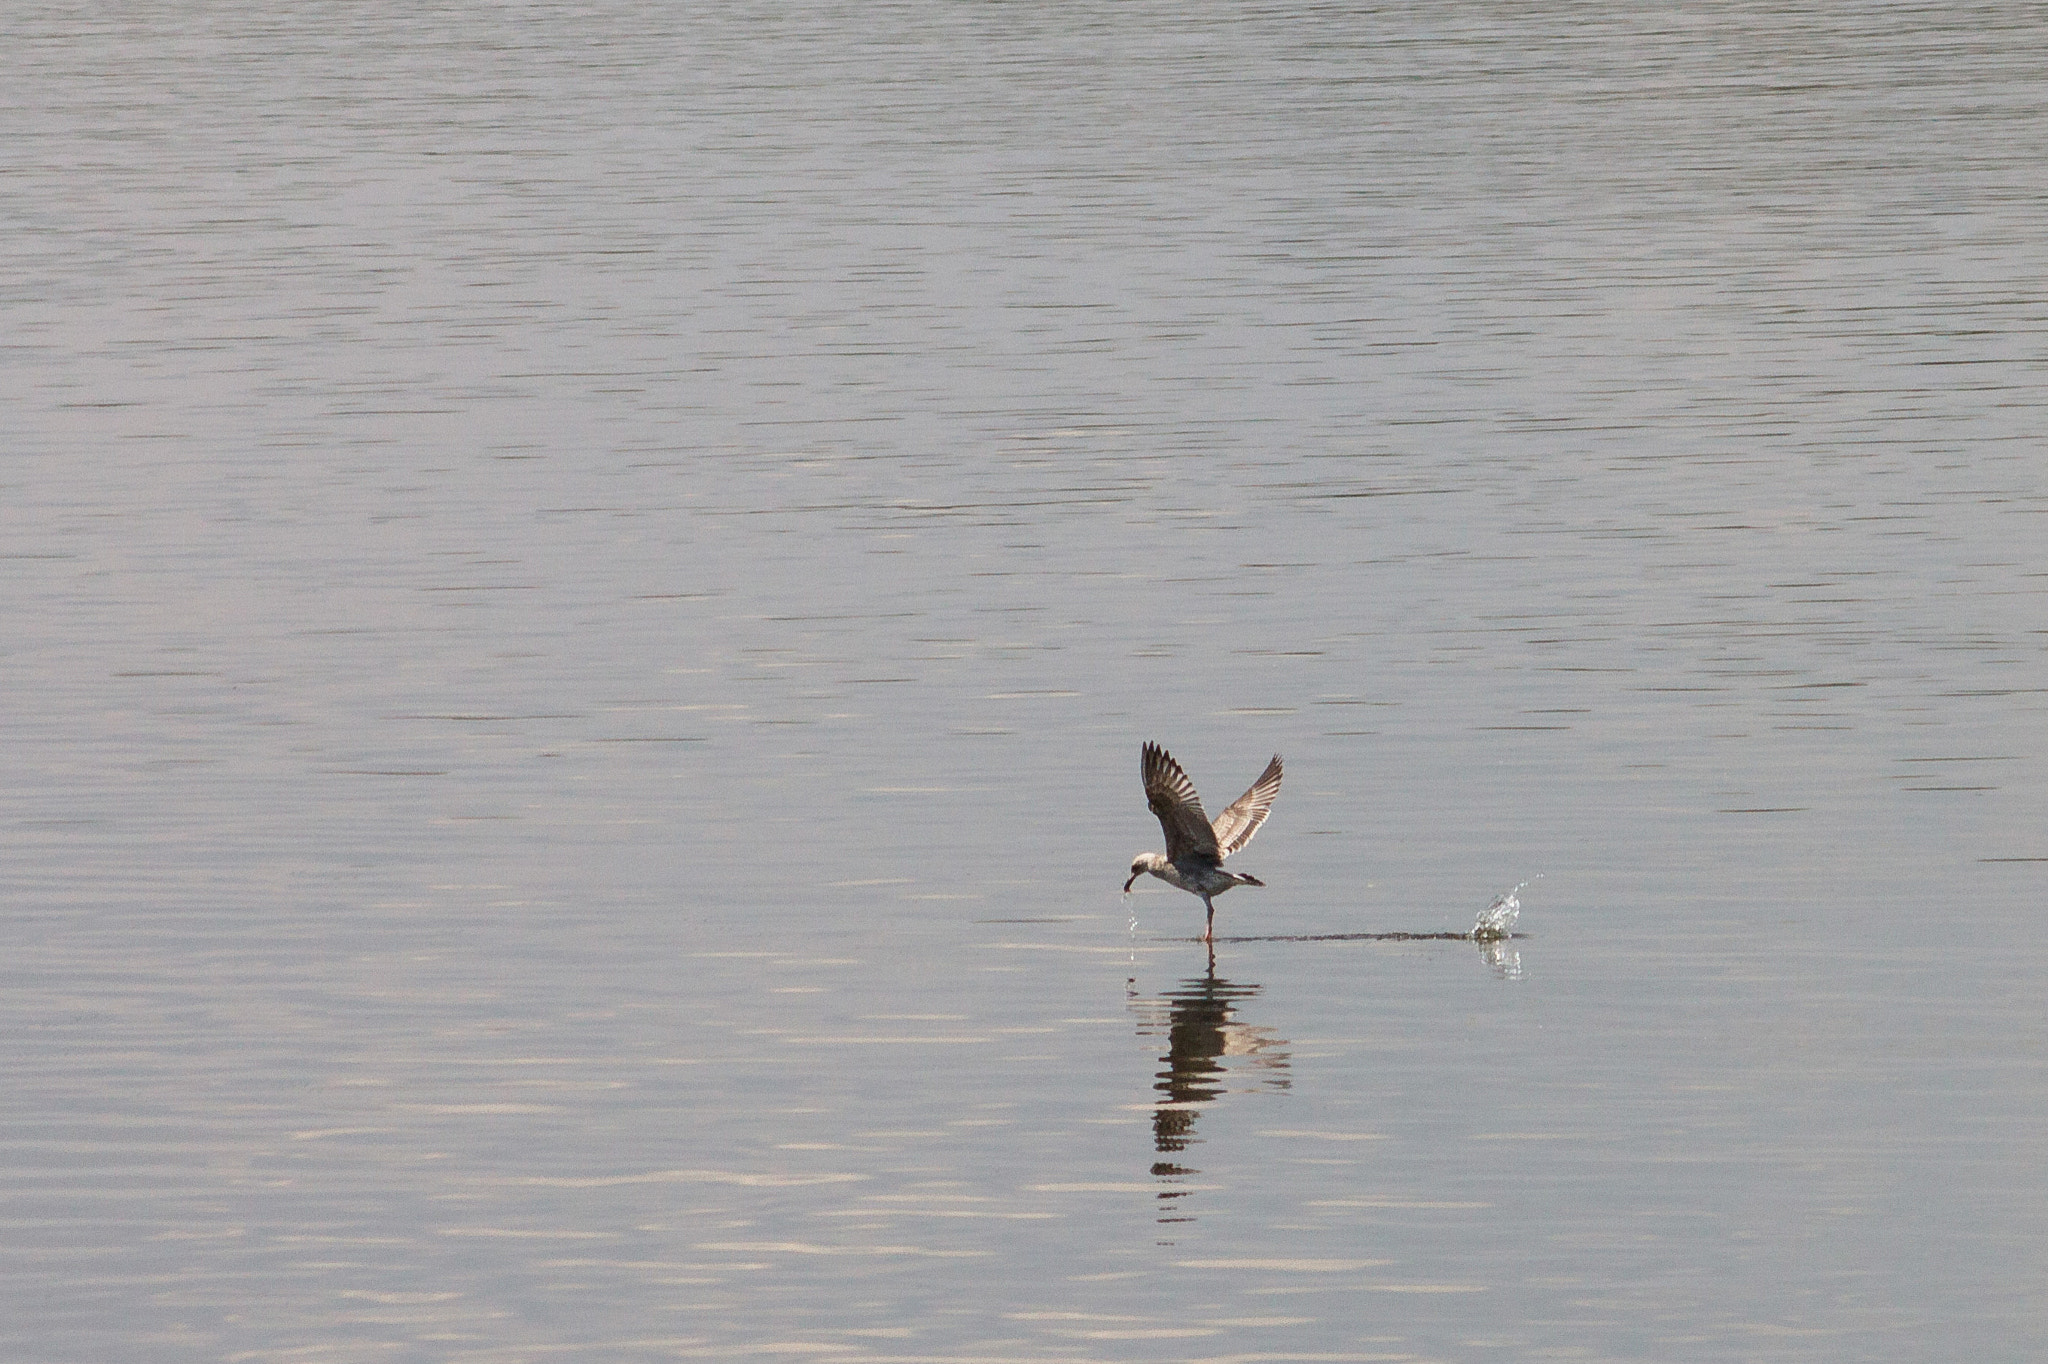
[1211, 753, 1283, 858]
[1142, 742, 1219, 863]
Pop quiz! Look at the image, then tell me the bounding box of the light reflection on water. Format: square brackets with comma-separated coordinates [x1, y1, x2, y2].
[1477, 939, 1524, 983]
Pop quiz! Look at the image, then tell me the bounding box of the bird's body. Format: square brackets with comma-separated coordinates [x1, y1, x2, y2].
[1124, 741, 1283, 944]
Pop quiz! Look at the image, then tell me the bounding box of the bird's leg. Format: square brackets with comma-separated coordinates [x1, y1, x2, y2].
[1202, 894, 1215, 944]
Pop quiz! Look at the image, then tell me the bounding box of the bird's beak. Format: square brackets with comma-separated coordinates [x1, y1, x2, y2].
[1122, 873, 1139, 893]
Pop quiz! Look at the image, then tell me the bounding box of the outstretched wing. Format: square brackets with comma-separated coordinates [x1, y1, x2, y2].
[1211, 753, 1283, 858]
[1142, 742, 1219, 864]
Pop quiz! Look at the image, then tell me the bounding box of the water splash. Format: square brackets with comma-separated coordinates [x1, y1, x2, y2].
[1473, 874, 1541, 940]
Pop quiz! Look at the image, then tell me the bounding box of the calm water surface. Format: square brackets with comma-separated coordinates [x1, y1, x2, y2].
[6, 3, 2047, 1360]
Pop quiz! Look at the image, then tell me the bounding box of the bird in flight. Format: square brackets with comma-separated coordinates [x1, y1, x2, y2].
[1124, 741, 1284, 945]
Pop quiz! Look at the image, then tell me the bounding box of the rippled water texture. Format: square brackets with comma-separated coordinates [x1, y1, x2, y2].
[7, 3, 2047, 1360]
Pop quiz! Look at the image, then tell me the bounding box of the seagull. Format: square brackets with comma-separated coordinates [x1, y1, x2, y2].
[1124, 742, 1284, 944]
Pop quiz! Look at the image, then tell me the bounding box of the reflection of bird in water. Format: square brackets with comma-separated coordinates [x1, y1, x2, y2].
[1125, 742, 1283, 948]
[1129, 969, 1290, 1227]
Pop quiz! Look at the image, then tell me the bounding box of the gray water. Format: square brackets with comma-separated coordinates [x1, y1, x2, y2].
[7, 3, 2047, 1360]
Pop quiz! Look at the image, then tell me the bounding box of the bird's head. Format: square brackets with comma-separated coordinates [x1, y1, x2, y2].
[1124, 852, 1165, 893]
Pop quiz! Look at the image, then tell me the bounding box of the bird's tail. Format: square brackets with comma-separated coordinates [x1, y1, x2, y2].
[1233, 871, 1266, 887]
